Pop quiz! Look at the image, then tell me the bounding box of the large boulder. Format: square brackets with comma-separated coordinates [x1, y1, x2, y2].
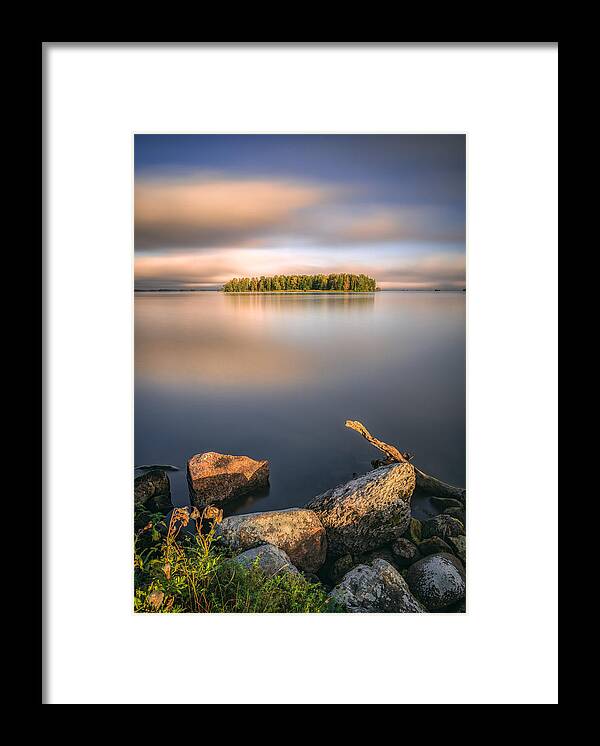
[187, 451, 269, 507]
[232, 544, 300, 577]
[329, 559, 426, 613]
[134, 469, 171, 513]
[406, 553, 466, 611]
[306, 462, 416, 557]
[216, 508, 327, 573]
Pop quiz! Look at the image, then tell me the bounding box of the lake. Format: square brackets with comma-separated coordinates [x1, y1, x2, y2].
[135, 291, 465, 518]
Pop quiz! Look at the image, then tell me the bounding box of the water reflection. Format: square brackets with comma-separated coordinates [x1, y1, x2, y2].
[224, 291, 376, 314]
[135, 291, 465, 514]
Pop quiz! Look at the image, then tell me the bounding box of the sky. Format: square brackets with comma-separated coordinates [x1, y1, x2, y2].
[134, 135, 465, 290]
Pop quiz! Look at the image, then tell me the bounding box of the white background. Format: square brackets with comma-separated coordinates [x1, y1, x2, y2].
[45, 43, 558, 704]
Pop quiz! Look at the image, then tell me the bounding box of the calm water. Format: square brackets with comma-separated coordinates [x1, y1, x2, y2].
[135, 291, 465, 517]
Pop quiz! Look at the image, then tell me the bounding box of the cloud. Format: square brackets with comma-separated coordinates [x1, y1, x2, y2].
[135, 174, 334, 250]
[135, 172, 464, 254]
[318, 207, 465, 245]
[135, 246, 465, 290]
[374, 253, 466, 289]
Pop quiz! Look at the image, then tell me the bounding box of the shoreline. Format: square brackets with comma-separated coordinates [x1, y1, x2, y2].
[135, 426, 466, 614]
[134, 288, 467, 293]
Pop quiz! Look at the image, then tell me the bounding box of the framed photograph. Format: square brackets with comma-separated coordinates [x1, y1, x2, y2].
[133, 133, 467, 615]
[43, 42, 558, 704]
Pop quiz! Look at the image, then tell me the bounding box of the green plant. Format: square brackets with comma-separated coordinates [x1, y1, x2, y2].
[134, 507, 335, 613]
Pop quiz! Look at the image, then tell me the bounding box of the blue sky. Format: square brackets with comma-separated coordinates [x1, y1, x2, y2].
[134, 135, 465, 289]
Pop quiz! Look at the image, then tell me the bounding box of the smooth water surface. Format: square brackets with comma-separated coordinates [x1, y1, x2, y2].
[135, 292, 465, 516]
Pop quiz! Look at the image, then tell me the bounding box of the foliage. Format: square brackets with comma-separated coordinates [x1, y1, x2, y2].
[223, 273, 377, 293]
[134, 507, 336, 613]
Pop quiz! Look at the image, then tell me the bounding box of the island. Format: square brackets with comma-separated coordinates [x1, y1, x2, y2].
[223, 273, 377, 292]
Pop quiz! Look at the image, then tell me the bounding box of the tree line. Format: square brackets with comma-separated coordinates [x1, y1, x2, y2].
[223, 274, 377, 292]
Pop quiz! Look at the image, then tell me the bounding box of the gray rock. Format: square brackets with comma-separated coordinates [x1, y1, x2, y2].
[406, 553, 466, 610]
[447, 534, 466, 564]
[216, 508, 327, 573]
[418, 536, 454, 556]
[134, 469, 171, 512]
[329, 559, 426, 613]
[306, 462, 416, 557]
[232, 544, 300, 577]
[422, 514, 465, 541]
[444, 506, 466, 525]
[391, 538, 421, 567]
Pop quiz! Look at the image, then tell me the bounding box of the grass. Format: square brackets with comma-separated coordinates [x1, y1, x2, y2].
[134, 506, 336, 613]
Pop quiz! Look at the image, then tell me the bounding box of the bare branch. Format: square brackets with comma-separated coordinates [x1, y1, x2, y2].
[345, 420, 465, 502]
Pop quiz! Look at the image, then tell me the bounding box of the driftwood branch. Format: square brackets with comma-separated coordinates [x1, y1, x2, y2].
[345, 420, 409, 464]
[345, 420, 465, 502]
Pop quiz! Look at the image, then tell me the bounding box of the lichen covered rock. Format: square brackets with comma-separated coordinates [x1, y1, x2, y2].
[421, 514, 465, 541]
[329, 559, 426, 613]
[216, 508, 327, 573]
[447, 534, 466, 564]
[406, 553, 466, 610]
[187, 451, 269, 507]
[391, 538, 421, 567]
[306, 462, 416, 557]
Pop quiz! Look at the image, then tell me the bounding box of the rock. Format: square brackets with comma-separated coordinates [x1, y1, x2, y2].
[444, 506, 466, 525]
[431, 496, 464, 511]
[306, 462, 416, 557]
[447, 534, 466, 564]
[404, 517, 422, 544]
[146, 589, 165, 611]
[418, 536, 454, 556]
[406, 553, 466, 610]
[354, 546, 399, 569]
[391, 538, 421, 567]
[216, 508, 327, 573]
[445, 598, 466, 613]
[187, 451, 269, 507]
[302, 572, 322, 586]
[232, 544, 300, 577]
[422, 514, 465, 541]
[329, 559, 426, 613]
[319, 553, 355, 585]
[134, 469, 171, 512]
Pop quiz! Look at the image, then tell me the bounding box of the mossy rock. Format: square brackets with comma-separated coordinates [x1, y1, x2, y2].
[405, 517, 422, 544]
[422, 514, 465, 541]
[418, 536, 454, 556]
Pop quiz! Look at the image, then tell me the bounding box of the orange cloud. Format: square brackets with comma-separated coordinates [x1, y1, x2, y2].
[320, 206, 465, 245]
[135, 175, 334, 250]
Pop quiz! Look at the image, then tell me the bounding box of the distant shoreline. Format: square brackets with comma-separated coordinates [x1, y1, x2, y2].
[134, 288, 467, 293]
